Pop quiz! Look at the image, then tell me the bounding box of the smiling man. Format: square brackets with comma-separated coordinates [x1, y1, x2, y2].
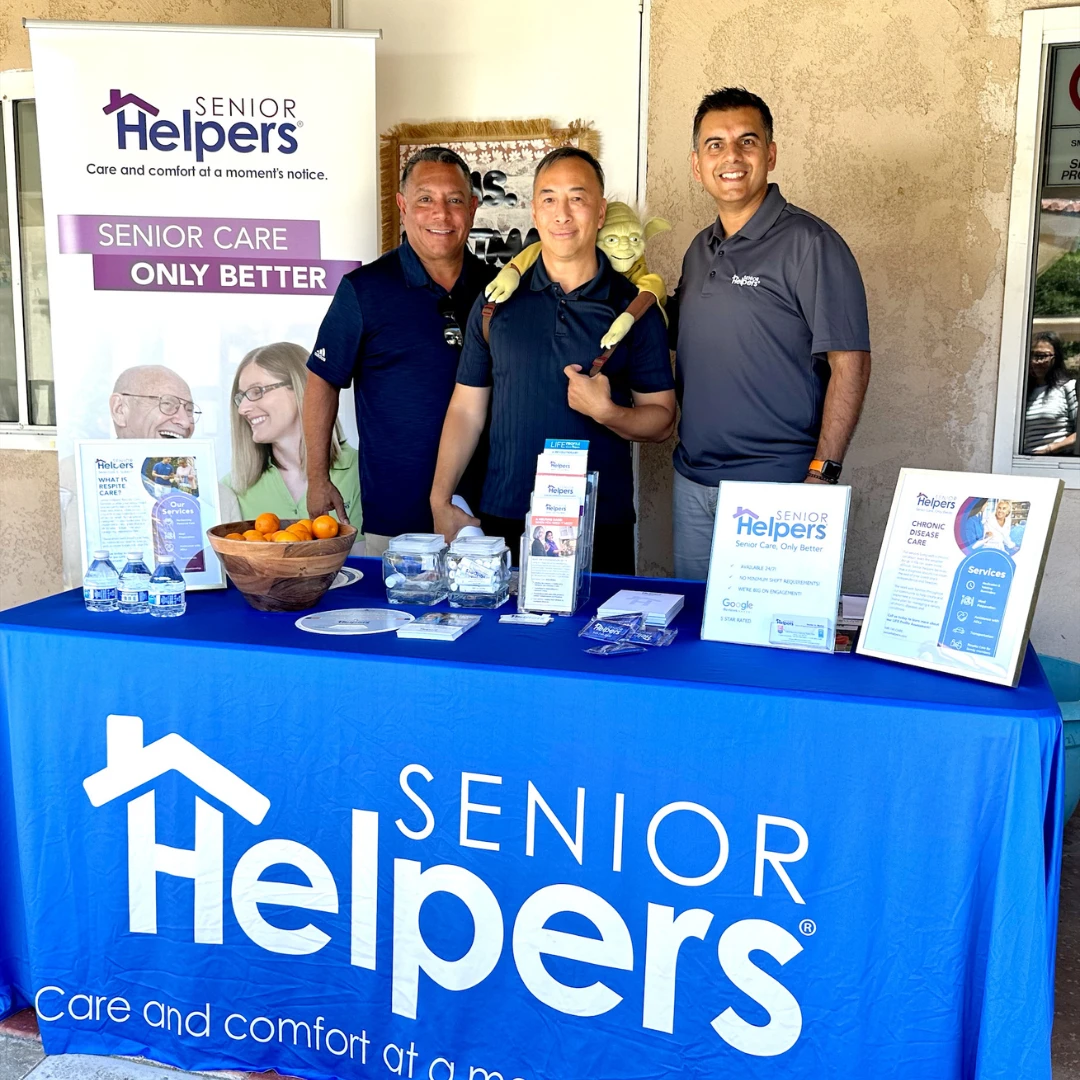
[670, 87, 872, 579]
[109, 365, 200, 440]
[302, 146, 494, 554]
[430, 147, 676, 574]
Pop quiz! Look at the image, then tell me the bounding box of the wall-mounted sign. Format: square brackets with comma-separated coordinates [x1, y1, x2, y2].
[1044, 45, 1080, 187]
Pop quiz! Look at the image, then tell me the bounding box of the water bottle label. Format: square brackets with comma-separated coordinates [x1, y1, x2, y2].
[120, 589, 148, 604]
[150, 591, 183, 607]
[84, 587, 117, 601]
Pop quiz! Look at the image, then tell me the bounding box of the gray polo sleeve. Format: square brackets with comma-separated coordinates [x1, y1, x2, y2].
[794, 230, 871, 356]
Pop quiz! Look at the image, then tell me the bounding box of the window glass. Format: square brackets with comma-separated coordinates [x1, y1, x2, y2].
[15, 100, 54, 427]
[0, 110, 17, 422]
[1024, 43, 1080, 457]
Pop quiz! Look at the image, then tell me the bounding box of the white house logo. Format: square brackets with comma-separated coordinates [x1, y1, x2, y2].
[731, 274, 760, 287]
[74, 714, 815, 1058]
[103, 88, 300, 162]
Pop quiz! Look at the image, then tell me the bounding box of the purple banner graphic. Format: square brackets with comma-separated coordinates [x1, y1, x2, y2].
[59, 215, 322, 258]
[92, 255, 360, 296]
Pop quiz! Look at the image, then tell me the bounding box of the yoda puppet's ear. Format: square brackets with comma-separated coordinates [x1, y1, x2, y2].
[644, 216, 671, 241]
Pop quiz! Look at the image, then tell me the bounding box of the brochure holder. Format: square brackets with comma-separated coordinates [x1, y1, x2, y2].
[518, 471, 598, 616]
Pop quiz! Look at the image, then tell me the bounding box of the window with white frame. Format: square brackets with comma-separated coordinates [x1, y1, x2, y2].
[995, 8, 1080, 485]
[1, 69, 54, 434]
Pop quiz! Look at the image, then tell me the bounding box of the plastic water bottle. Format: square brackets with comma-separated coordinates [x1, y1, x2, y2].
[83, 550, 119, 612]
[118, 551, 151, 615]
[148, 555, 186, 618]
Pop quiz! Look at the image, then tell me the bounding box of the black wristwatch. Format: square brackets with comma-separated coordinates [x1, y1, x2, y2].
[808, 458, 842, 483]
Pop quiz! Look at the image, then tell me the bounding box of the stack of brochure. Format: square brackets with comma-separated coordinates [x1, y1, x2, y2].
[522, 440, 593, 614]
[598, 590, 684, 628]
[396, 612, 481, 641]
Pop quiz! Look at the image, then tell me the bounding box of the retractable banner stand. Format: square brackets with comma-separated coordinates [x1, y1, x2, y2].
[27, 22, 378, 586]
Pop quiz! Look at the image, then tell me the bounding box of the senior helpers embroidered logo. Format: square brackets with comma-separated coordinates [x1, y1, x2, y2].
[730, 274, 760, 287]
[66, 713, 815, 1061]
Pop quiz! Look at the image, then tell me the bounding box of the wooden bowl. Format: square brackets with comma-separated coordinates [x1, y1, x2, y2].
[207, 519, 358, 612]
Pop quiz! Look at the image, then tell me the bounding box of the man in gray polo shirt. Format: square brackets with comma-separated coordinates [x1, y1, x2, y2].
[671, 87, 871, 579]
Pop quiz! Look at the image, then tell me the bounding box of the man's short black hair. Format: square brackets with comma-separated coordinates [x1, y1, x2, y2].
[533, 146, 605, 191]
[692, 88, 774, 148]
[399, 146, 473, 194]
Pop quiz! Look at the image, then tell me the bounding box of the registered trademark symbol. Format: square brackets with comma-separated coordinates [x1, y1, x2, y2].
[799, 919, 816, 936]
[297, 121, 304, 128]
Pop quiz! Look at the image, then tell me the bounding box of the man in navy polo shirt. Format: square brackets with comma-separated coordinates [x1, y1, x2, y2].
[302, 147, 494, 554]
[429, 148, 676, 575]
[671, 87, 872, 579]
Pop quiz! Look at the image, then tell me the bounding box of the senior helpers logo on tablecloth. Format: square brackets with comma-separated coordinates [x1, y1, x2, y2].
[35, 714, 817, 1074]
[27, 22, 377, 586]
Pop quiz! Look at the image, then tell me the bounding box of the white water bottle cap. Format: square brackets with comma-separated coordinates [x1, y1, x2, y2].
[127, 551, 143, 560]
[92, 550, 110, 560]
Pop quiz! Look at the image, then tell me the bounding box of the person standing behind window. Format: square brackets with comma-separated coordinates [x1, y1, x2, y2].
[1024, 331, 1077, 456]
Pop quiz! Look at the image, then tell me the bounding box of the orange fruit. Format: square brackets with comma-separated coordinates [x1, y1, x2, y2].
[225, 532, 245, 541]
[269, 530, 296, 543]
[242, 529, 267, 542]
[286, 526, 312, 541]
[293, 518, 313, 533]
[311, 514, 340, 539]
[254, 512, 280, 535]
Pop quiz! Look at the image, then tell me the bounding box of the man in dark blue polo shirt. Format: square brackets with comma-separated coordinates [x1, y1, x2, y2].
[671, 87, 872, 579]
[302, 147, 494, 553]
[429, 148, 676, 575]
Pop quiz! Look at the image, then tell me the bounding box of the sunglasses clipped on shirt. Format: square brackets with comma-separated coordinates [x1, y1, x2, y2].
[438, 296, 463, 349]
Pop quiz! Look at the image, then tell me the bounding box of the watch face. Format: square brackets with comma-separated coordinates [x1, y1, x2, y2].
[820, 460, 843, 481]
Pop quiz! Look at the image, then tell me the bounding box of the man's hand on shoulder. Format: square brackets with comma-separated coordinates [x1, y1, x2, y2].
[307, 476, 348, 523]
[564, 365, 615, 424]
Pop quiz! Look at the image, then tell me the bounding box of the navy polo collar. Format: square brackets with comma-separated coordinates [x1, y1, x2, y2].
[709, 183, 788, 246]
[397, 237, 431, 288]
[398, 236, 484, 297]
[528, 249, 613, 300]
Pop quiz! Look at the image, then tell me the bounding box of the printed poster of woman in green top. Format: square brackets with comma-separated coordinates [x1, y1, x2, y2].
[220, 343, 362, 537]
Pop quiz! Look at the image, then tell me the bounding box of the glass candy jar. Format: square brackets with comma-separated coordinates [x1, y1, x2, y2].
[447, 536, 511, 609]
[383, 534, 448, 605]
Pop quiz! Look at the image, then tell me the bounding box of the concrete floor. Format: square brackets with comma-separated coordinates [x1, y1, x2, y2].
[2, 815, 1080, 1079]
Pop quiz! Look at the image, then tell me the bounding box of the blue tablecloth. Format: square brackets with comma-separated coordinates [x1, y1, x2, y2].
[0, 559, 1063, 1079]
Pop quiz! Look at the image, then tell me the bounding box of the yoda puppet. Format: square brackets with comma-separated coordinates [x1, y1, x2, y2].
[484, 201, 671, 349]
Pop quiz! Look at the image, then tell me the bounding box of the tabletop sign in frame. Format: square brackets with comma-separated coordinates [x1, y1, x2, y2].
[701, 480, 851, 653]
[857, 468, 1064, 686]
[74, 438, 225, 590]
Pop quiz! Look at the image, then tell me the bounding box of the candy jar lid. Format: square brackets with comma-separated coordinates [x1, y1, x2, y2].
[387, 532, 448, 555]
[449, 535, 507, 556]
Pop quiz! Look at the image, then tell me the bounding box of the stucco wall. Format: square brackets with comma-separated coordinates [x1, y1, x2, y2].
[643, 0, 1080, 661]
[0, 0, 329, 611]
[1, 0, 328, 71]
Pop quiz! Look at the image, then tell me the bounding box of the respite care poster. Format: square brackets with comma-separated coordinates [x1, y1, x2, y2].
[27, 22, 379, 584]
[858, 469, 1064, 685]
